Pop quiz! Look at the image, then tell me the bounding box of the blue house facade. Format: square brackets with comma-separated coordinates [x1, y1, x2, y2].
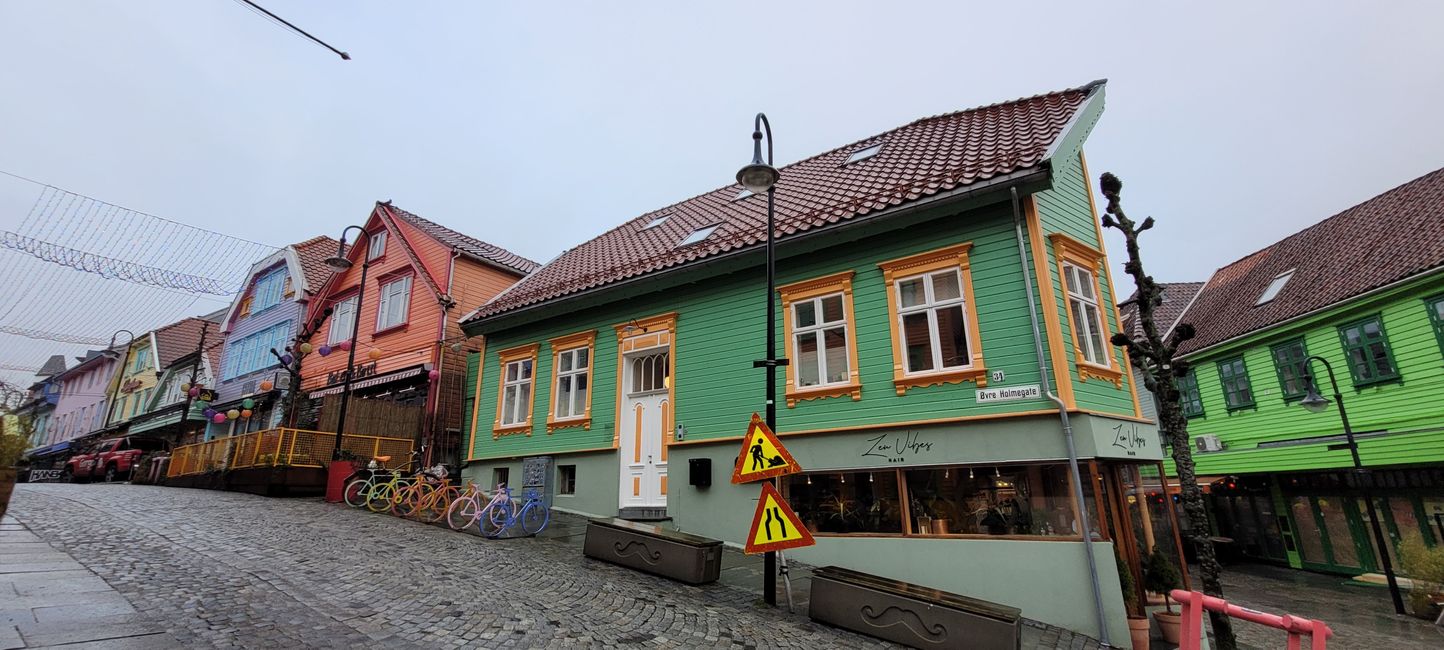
[205, 236, 338, 439]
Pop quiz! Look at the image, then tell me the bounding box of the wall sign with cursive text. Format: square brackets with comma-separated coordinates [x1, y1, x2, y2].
[861, 431, 935, 463]
[1110, 422, 1150, 457]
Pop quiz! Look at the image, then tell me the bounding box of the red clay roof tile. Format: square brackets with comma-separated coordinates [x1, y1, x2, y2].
[385, 205, 540, 276]
[290, 236, 345, 296]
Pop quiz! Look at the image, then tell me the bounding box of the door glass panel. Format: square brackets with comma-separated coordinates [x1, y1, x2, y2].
[1233, 497, 1262, 558]
[1317, 497, 1361, 568]
[1388, 497, 1425, 564]
[1291, 497, 1326, 565]
[1254, 496, 1287, 560]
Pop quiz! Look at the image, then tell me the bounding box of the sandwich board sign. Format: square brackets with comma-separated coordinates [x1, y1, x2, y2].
[744, 482, 815, 554]
[731, 412, 800, 484]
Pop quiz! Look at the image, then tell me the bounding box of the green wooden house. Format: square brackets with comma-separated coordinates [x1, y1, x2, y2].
[458, 80, 1173, 641]
[1169, 167, 1444, 576]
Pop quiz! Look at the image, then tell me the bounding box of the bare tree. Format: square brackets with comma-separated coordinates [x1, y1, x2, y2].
[1101, 172, 1237, 650]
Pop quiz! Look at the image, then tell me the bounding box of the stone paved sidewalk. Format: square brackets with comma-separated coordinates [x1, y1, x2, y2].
[1, 513, 182, 649]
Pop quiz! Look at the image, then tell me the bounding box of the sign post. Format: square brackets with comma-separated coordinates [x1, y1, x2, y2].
[732, 413, 810, 611]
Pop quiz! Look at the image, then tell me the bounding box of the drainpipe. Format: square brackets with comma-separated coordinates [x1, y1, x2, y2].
[1010, 187, 1110, 645]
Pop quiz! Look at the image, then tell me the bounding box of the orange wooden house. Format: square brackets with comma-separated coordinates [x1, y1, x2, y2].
[298, 202, 538, 466]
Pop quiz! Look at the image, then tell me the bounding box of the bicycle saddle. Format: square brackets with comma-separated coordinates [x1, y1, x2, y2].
[374, 455, 392, 463]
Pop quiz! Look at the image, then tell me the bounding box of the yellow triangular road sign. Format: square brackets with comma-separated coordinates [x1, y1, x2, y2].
[731, 412, 801, 484]
[744, 482, 815, 554]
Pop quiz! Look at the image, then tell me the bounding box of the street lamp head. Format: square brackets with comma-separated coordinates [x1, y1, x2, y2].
[736, 128, 779, 194]
[324, 255, 353, 272]
[1299, 379, 1331, 414]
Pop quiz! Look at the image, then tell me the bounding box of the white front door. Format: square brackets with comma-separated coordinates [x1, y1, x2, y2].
[619, 348, 669, 510]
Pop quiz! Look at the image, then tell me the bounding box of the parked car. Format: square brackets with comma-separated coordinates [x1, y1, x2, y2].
[64, 437, 169, 483]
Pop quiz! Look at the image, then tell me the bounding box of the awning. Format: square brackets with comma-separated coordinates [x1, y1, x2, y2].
[24, 441, 71, 458]
[309, 366, 424, 399]
[127, 404, 207, 434]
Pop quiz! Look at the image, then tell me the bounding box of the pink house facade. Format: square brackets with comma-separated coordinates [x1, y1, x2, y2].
[45, 349, 120, 448]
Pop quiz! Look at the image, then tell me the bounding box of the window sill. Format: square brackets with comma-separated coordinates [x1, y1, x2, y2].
[892, 366, 987, 395]
[546, 417, 591, 433]
[492, 423, 531, 438]
[372, 322, 410, 339]
[785, 383, 861, 408]
[1224, 404, 1256, 414]
[1352, 376, 1402, 390]
[1075, 361, 1124, 387]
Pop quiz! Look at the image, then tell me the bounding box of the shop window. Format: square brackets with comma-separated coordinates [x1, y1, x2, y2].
[1176, 369, 1204, 418]
[776, 271, 861, 406]
[783, 470, 902, 535]
[494, 344, 539, 436]
[375, 275, 412, 331]
[1270, 339, 1309, 401]
[904, 464, 1077, 537]
[1339, 316, 1399, 386]
[1217, 357, 1254, 411]
[557, 465, 576, 495]
[547, 331, 596, 432]
[1428, 296, 1444, 356]
[327, 295, 358, 345]
[878, 243, 986, 394]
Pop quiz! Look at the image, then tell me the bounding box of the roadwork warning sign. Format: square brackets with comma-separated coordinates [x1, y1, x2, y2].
[730, 413, 800, 484]
[744, 482, 815, 554]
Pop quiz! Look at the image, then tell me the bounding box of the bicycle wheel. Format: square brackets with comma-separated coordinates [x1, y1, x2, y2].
[343, 478, 371, 508]
[478, 503, 508, 538]
[394, 483, 424, 517]
[421, 485, 459, 523]
[445, 494, 481, 530]
[519, 502, 550, 536]
[367, 483, 395, 513]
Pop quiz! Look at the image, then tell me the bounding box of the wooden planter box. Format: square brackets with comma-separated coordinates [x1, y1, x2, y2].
[809, 566, 1022, 649]
[583, 518, 722, 585]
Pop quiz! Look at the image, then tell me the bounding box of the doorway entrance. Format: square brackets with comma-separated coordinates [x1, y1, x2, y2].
[618, 348, 670, 517]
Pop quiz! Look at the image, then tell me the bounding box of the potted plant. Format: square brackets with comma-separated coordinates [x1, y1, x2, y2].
[1117, 549, 1150, 650]
[1144, 549, 1184, 643]
[0, 414, 34, 519]
[1399, 537, 1444, 621]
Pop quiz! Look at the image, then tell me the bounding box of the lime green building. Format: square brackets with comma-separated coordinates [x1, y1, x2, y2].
[458, 81, 1180, 642]
[1165, 168, 1444, 576]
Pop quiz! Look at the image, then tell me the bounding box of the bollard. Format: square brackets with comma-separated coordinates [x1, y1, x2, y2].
[1171, 589, 1333, 650]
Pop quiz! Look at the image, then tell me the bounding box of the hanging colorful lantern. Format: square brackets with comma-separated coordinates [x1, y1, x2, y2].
[368, 348, 382, 361]
[212, 413, 227, 424]
[188, 386, 201, 398]
[240, 409, 252, 419]
[240, 398, 255, 409]
[203, 408, 216, 418]
[258, 379, 274, 392]
[280, 354, 294, 366]
[227, 409, 240, 420]
[299, 342, 313, 354]
[180, 382, 191, 393]
[337, 340, 353, 352]
[428, 369, 441, 382]
[317, 345, 332, 357]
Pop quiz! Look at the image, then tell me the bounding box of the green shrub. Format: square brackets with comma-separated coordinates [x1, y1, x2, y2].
[1399, 538, 1444, 619]
[1144, 549, 1184, 613]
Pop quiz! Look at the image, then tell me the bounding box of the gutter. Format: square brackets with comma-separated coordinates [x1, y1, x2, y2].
[463, 166, 1052, 334]
[1179, 264, 1444, 360]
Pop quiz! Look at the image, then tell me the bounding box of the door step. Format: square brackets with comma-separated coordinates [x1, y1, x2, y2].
[618, 507, 670, 521]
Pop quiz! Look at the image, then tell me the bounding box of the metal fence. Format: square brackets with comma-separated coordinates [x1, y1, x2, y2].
[166, 428, 414, 477]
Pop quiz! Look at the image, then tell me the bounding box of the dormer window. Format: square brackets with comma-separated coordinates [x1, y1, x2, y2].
[642, 215, 669, 230]
[678, 225, 719, 247]
[1256, 269, 1295, 306]
[845, 143, 883, 165]
[367, 230, 387, 260]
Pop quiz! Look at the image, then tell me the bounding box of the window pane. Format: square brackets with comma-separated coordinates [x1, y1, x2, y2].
[506, 362, 518, 382]
[902, 312, 934, 372]
[502, 386, 517, 424]
[1343, 325, 1362, 346]
[557, 376, 573, 417]
[1083, 304, 1107, 364]
[782, 471, 901, 534]
[573, 373, 588, 413]
[898, 278, 926, 309]
[931, 271, 961, 301]
[558, 351, 573, 373]
[575, 348, 589, 369]
[1368, 342, 1393, 376]
[823, 327, 849, 384]
[904, 464, 1075, 536]
[936, 306, 968, 368]
[520, 359, 532, 380]
[1075, 267, 1096, 300]
[517, 383, 531, 421]
[796, 332, 820, 387]
[794, 300, 817, 328]
[820, 295, 845, 323]
[1348, 347, 1371, 379]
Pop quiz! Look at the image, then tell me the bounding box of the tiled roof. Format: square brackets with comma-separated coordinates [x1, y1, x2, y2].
[291, 235, 345, 295]
[152, 318, 220, 370]
[1178, 167, 1444, 355]
[1119, 282, 1205, 340]
[465, 80, 1105, 323]
[385, 204, 540, 276]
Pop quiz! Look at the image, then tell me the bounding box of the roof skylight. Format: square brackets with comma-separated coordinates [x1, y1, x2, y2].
[642, 215, 669, 230]
[1255, 269, 1295, 306]
[845, 143, 883, 165]
[678, 224, 719, 247]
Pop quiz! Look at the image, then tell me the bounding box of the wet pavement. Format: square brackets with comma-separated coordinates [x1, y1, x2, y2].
[1199, 562, 1444, 649]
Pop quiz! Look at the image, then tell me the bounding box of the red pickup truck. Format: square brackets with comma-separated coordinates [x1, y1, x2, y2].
[64, 437, 168, 483]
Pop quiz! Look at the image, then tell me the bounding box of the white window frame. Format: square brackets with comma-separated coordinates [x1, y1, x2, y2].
[367, 230, 387, 260]
[327, 295, 358, 344]
[552, 347, 590, 421]
[791, 292, 852, 389]
[1062, 262, 1109, 367]
[500, 359, 533, 427]
[375, 276, 412, 331]
[895, 269, 974, 375]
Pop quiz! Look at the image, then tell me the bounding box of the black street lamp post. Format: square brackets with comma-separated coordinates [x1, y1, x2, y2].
[101, 329, 136, 427]
[1300, 355, 1406, 615]
[325, 227, 370, 460]
[737, 113, 786, 607]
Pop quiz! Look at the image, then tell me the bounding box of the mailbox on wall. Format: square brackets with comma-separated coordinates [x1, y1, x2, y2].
[688, 458, 711, 488]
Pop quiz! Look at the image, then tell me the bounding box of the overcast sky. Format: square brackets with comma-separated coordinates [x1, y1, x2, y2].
[2, 2, 1443, 381]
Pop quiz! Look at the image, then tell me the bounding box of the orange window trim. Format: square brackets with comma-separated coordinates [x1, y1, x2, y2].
[1024, 197, 1077, 409]
[492, 342, 539, 438]
[1079, 151, 1145, 418]
[611, 312, 677, 452]
[877, 242, 987, 395]
[1049, 232, 1125, 388]
[776, 270, 862, 407]
[465, 338, 487, 461]
[545, 330, 597, 433]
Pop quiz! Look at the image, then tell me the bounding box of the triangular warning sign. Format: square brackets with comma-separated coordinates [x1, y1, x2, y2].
[730, 413, 801, 484]
[744, 482, 815, 554]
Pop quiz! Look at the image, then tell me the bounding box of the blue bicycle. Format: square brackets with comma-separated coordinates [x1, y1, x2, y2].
[477, 483, 550, 538]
